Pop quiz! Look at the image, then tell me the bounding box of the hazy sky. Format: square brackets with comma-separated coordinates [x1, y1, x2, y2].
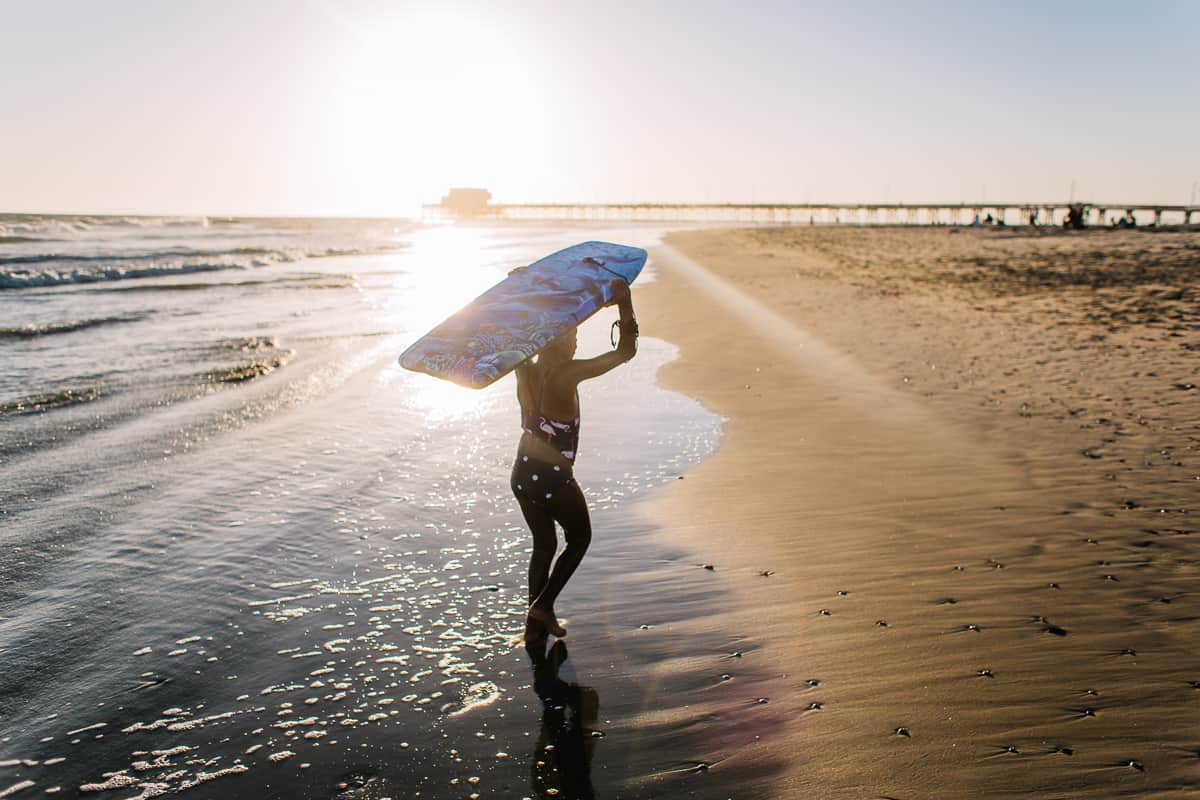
[2, 0, 1197, 216]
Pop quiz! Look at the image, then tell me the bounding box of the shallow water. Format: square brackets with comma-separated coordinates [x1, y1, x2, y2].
[0, 220, 773, 799]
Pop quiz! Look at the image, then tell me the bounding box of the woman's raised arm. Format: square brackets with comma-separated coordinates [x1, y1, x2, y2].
[563, 282, 637, 384]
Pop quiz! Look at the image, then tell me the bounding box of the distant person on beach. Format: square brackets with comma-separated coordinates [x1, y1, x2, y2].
[1064, 204, 1086, 230]
[512, 282, 638, 641]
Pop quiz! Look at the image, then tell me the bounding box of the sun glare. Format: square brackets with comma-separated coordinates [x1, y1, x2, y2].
[377, 225, 510, 420]
[330, 12, 555, 214]
[389, 225, 506, 332]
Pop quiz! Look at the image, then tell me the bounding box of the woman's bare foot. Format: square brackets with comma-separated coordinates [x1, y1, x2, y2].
[527, 606, 566, 638]
[523, 615, 547, 643]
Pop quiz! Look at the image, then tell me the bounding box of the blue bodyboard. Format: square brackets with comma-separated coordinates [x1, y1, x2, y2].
[399, 241, 647, 389]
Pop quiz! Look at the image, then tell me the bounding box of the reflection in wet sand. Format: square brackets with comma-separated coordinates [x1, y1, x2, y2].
[526, 640, 598, 800]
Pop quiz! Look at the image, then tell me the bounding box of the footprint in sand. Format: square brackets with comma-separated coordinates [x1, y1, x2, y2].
[1028, 616, 1069, 636]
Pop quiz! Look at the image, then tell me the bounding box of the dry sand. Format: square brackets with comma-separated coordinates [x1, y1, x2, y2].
[636, 226, 1199, 799]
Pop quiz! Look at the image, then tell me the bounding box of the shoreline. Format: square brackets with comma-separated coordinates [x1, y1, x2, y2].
[636, 226, 1199, 798]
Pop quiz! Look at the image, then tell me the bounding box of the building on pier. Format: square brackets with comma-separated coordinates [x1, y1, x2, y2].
[436, 188, 492, 216]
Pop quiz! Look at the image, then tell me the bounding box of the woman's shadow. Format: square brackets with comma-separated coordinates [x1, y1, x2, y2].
[525, 639, 599, 800]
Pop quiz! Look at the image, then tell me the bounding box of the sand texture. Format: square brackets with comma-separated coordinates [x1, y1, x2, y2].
[636, 226, 1200, 799]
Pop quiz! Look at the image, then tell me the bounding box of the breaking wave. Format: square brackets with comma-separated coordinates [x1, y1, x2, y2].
[0, 214, 413, 290]
[0, 314, 146, 339]
[0, 215, 209, 238]
[0, 246, 402, 289]
[0, 387, 103, 416]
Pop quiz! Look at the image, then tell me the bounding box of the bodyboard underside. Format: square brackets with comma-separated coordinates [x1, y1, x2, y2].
[399, 241, 647, 389]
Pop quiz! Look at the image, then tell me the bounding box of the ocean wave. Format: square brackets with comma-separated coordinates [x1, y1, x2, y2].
[0, 387, 103, 416]
[0, 215, 209, 238]
[0, 313, 146, 339]
[0, 244, 406, 290]
[218, 335, 279, 351]
[0, 247, 280, 267]
[0, 261, 248, 289]
[204, 351, 294, 384]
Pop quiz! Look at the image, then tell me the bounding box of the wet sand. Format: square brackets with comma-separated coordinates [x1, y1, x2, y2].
[637, 226, 1200, 798]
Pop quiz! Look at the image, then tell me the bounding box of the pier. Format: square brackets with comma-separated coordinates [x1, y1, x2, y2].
[424, 200, 1199, 227]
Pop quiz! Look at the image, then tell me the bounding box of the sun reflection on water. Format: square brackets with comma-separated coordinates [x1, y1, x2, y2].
[380, 225, 519, 422]
[407, 370, 500, 421]
[384, 225, 511, 335]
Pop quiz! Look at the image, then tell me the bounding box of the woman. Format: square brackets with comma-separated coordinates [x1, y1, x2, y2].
[512, 281, 638, 641]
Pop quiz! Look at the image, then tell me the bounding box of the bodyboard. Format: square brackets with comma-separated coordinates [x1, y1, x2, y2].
[399, 241, 647, 389]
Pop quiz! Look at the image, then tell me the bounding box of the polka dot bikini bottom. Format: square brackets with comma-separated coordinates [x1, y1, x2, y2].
[510, 454, 576, 505]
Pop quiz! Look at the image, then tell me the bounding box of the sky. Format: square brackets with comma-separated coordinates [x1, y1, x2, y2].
[2, 0, 1198, 216]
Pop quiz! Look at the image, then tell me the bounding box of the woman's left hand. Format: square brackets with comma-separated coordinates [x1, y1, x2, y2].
[607, 280, 631, 306]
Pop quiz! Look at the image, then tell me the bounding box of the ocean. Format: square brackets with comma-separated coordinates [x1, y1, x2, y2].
[0, 215, 766, 799]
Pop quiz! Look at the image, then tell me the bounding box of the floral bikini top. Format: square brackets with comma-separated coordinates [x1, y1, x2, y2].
[522, 368, 581, 462]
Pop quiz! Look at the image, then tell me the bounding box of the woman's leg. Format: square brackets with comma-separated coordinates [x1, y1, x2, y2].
[515, 492, 558, 605]
[530, 480, 592, 619]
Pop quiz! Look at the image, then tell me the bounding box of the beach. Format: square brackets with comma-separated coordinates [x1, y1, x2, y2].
[2, 218, 1197, 799]
[637, 225, 1200, 798]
